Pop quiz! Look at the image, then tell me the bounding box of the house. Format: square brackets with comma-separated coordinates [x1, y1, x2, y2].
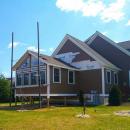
[12, 31, 130, 105]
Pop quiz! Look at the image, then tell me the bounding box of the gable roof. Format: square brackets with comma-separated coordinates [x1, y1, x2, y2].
[85, 31, 130, 57]
[118, 40, 130, 51]
[52, 34, 120, 70]
[12, 50, 78, 71]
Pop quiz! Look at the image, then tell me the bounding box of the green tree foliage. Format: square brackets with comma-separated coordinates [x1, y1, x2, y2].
[109, 86, 122, 106]
[0, 74, 10, 102]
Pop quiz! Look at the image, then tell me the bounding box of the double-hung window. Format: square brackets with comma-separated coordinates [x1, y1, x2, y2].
[68, 70, 75, 84]
[106, 70, 111, 84]
[23, 73, 29, 85]
[16, 73, 22, 86]
[40, 71, 46, 84]
[53, 67, 61, 83]
[31, 72, 37, 85]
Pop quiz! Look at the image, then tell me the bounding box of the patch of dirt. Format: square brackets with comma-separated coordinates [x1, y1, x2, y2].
[76, 114, 90, 118]
[114, 111, 130, 117]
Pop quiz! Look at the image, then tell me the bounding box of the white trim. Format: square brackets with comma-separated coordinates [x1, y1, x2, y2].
[52, 35, 69, 56]
[86, 31, 130, 56]
[15, 94, 77, 97]
[114, 72, 118, 85]
[15, 93, 109, 97]
[53, 67, 61, 83]
[106, 70, 111, 84]
[129, 71, 130, 87]
[68, 70, 75, 84]
[101, 67, 105, 95]
[15, 84, 48, 88]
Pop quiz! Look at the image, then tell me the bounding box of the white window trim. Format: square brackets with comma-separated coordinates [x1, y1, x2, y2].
[68, 70, 75, 84]
[106, 70, 111, 84]
[114, 72, 118, 85]
[53, 67, 61, 83]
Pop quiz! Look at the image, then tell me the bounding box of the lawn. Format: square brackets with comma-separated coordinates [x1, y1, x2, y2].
[0, 103, 130, 130]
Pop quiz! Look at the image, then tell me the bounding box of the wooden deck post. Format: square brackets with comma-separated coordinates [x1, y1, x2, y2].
[64, 96, 67, 106]
[47, 64, 50, 107]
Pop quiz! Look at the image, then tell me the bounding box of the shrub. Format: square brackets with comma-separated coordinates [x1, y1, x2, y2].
[0, 74, 10, 102]
[109, 86, 122, 106]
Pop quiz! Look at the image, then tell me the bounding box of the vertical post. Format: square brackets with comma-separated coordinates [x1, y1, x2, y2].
[101, 67, 105, 95]
[9, 32, 14, 107]
[101, 67, 105, 104]
[37, 22, 41, 108]
[47, 64, 50, 107]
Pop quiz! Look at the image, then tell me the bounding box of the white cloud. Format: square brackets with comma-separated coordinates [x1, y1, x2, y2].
[8, 42, 20, 48]
[126, 20, 130, 26]
[102, 31, 108, 35]
[82, 1, 104, 17]
[101, 0, 125, 22]
[56, 0, 126, 22]
[27, 46, 46, 53]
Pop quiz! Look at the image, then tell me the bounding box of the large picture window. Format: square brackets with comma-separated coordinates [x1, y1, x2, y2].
[106, 70, 111, 84]
[40, 71, 46, 84]
[31, 72, 37, 85]
[53, 67, 61, 83]
[68, 70, 75, 84]
[16, 74, 22, 86]
[24, 73, 29, 85]
[20, 58, 30, 68]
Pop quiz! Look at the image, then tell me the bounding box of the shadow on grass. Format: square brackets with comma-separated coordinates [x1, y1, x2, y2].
[0, 101, 99, 111]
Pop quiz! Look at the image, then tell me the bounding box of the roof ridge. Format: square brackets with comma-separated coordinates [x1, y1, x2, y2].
[85, 31, 130, 57]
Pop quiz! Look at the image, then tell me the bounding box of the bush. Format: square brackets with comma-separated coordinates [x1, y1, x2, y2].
[78, 90, 84, 106]
[109, 86, 122, 106]
[0, 74, 10, 102]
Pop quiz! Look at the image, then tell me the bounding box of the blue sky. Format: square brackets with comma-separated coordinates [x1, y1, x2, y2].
[0, 0, 130, 77]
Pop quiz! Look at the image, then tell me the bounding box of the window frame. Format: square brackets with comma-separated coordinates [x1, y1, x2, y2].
[53, 67, 61, 83]
[31, 71, 38, 85]
[68, 70, 75, 84]
[40, 70, 46, 85]
[23, 73, 30, 86]
[106, 70, 111, 84]
[114, 72, 118, 85]
[16, 73, 22, 86]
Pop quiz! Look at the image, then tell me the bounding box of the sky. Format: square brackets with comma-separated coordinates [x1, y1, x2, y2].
[0, 0, 130, 77]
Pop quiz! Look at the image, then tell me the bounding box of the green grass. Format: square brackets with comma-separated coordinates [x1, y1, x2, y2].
[0, 103, 130, 130]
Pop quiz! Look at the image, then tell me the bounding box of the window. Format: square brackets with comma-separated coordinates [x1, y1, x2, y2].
[114, 72, 118, 85]
[40, 71, 46, 84]
[31, 56, 44, 66]
[24, 73, 29, 85]
[53, 67, 61, 83]
[16, 74, 22, 86]
[31, 72, 37, 85]
[20, 58, 30, 68]
[106, 70, 111, 84]
[31, 57, 38, 66]
[68, 70, 75, 84]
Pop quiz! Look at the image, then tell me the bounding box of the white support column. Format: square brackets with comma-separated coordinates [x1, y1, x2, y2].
[101, 67, 105, 95]
[47, 64, 50, 106]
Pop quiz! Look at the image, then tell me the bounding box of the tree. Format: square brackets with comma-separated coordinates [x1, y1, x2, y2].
[0, 74, 10, 102]
[109, 86, 122, 106]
